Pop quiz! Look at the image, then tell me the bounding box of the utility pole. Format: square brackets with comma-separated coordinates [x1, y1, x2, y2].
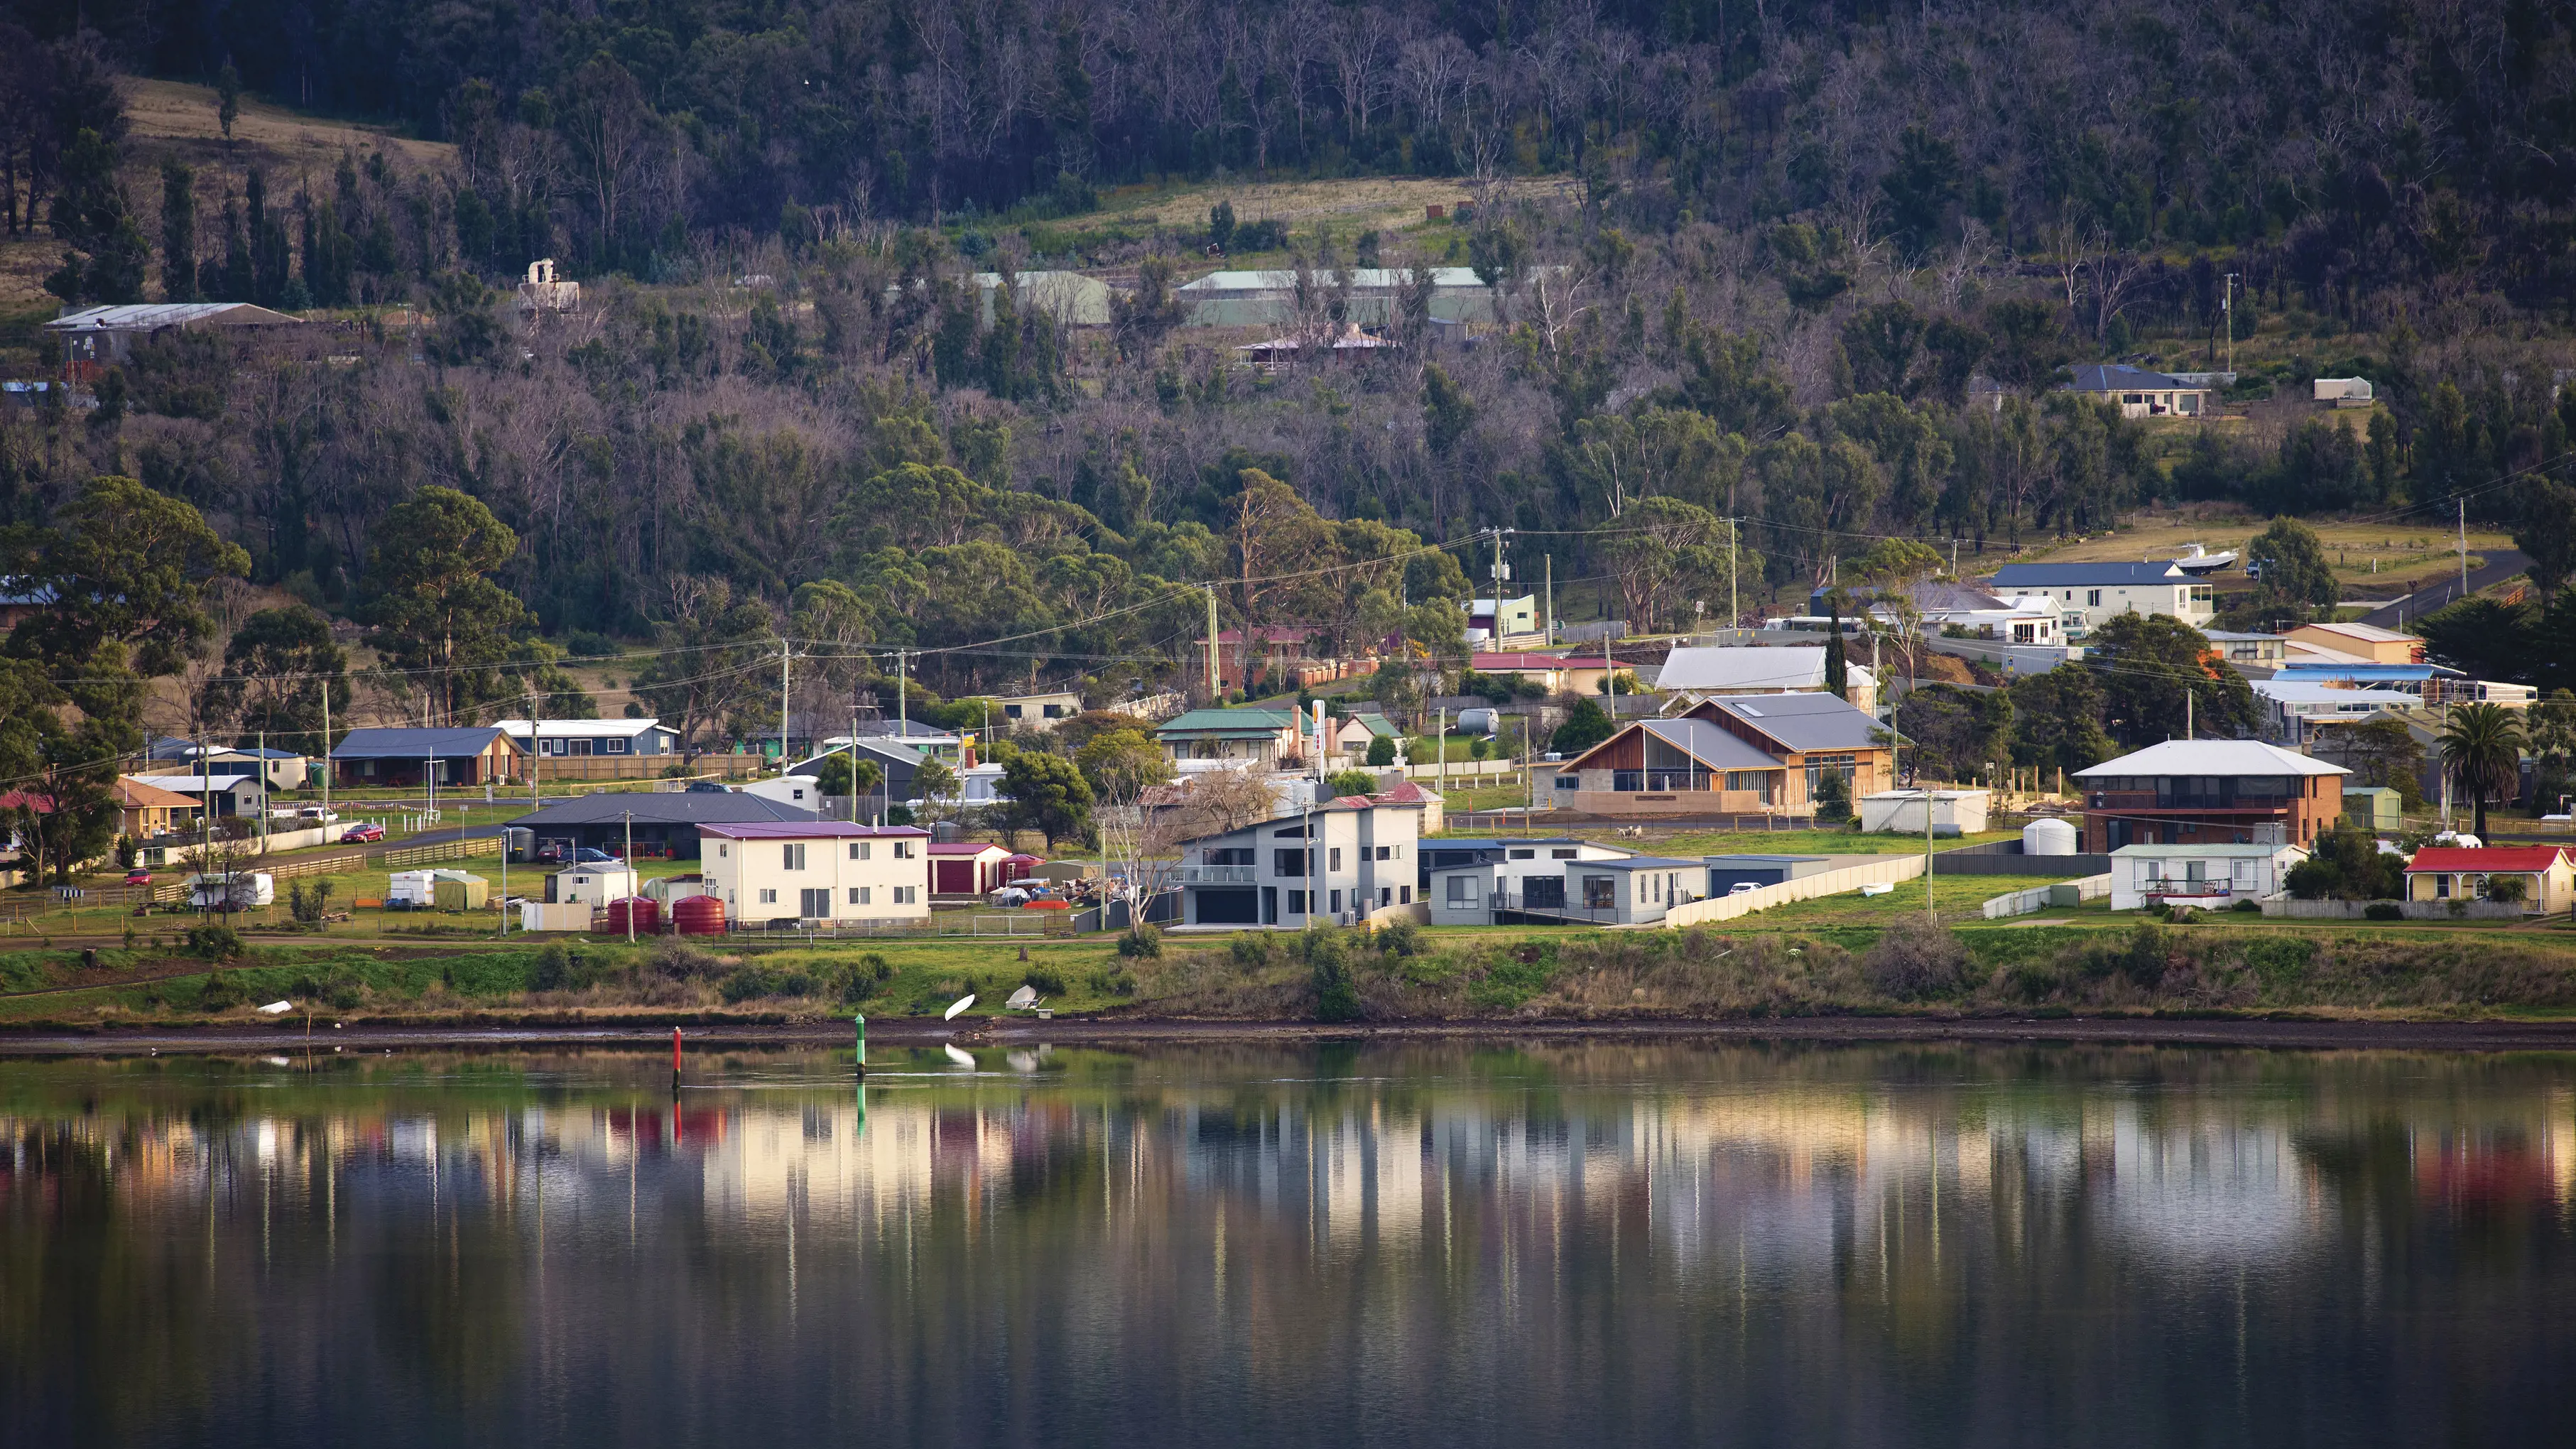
[624, 810, 636, 942]
[2222, 272, 2237, 376]
[320, 682, 331, 825]
[1545, 555, 1555, 645]
[1727, 516, 1739, 626]
[848, 706, 862, 825]
[779, 638, 792, 771]
[1205, 587, 1220, 701]
[896, 649, 908, 738]
[2460, 498, 2469, 600]
[256, 728, 268, 850]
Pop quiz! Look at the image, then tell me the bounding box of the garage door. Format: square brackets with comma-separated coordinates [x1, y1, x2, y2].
[1193, 888, 1258, 925]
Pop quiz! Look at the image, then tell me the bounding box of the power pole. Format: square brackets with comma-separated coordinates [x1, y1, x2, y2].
[2222, 271, 2237, 376]
[896, 649, 908, 738]
[2460, 498, 2469, 600]
[624, 809, 636, 942]
[320, 682, 331, 825]
[1544, 555, 1555, 645]
[1205, 587, 1221, 700]
[1727, 516, 1739, 626]
[779, 638, 792, 771]
[848, 707, 862, 825]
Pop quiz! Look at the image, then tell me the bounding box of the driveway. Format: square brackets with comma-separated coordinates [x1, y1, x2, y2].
[2354, 548, 2528, 629]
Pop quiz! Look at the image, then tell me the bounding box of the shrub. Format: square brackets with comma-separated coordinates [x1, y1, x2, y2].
[2364, 901, 2404, 921]
[2165, 904, 2198, 924]
[1087, 967, 1138, 997]
[1365, 736, 1397, 767]
[718, 967, 771, 1003]
[858, 953, 895, 982]
[185, 924, 244, 960]
[1326, 769, 1378, 798]
[2229, 897, 2261, 913]
[646, 940, 720, 979]
[1374, 920, 1425, 957]
[1862, 916, 1969, 999]
[1812, 770, 1852, 824]
[1229, 933, 1277, 968]
[1117, 925, 1163, 959]
[531, 943, 575, 991]
[1022, 966, 1068, 997]
[2487, 876, 2529, 903]
[195, 972, 247, 1010]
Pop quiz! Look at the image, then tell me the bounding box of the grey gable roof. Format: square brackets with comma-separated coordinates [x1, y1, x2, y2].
[1697, 693, 1884, 751]
[1987, 561, 2190, 587]
[2068, 364, 2197, 391]
[1636, 718, 1783, 771]
[515, 792, 822, 828]
[330, 727, 513, 759]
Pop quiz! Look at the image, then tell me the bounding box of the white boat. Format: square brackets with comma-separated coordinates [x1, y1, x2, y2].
[2159, 543, 2239, 575]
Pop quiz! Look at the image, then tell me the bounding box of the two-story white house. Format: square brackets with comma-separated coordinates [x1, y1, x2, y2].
[1175, 793, 1427, 927]
[1984, 561, 2214, 636]
[697, 821, 931, 926]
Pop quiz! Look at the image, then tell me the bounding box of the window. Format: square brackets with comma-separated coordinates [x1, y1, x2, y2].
[893, 886, 917, 904]
[1330, 847, 1343, 871]
[1287, 889, 1308, 913]
[1400, 886, 1411, 903]
[894, 841, 915, 859]
[1584, 876, 1616, 908]
[849, 842, 870, 861]
[1208, 847, 1255, 866]
[1447, 876, 1479, 903]
[1330, 890, 1342, 912]
[603, 737, 629, 754]
[717, 844, 728, 859]
[1274, 849, 1308, 877]
[758, 889, 778, 904]
[1043, 704, 1067, 719]
[783, 842, 806, 871]
[800, 888, 832, 918]
[1004, 704, 1024, 719]
[1376, 845, 1394, 861]
[1555, 776, 1580, 791]
[1379, 887, 1392, 906]
[2087, 590, 2102, 607]
[850, 887, 870, 906]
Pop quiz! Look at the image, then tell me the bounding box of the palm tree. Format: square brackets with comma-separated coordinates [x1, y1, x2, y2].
[2438, 702, 2526, 837]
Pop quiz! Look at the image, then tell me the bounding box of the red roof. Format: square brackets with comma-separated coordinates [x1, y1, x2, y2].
[1472, 652, 1613, 671]
[1370, 780, 1437, 804]
[2405, 847, 2568, 872]
[0, 791, 57, 813]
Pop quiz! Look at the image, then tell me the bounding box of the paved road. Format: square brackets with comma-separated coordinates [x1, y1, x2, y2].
[2354, 548, 2528, 629]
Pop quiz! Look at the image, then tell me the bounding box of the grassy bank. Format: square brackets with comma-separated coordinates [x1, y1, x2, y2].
[9, 911, 2576, 1032]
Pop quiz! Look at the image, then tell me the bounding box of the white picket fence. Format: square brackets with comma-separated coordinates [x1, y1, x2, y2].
[1658, 854, 1928, 928]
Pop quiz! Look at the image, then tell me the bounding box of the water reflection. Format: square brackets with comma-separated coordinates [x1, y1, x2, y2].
[5, 1043, 2575, 1445]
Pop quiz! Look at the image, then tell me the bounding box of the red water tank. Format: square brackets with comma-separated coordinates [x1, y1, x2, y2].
[671, 894, 726, 935]
[603, 896, 661, 935]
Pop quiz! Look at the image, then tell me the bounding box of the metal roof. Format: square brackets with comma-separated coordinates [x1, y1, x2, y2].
[44, 302, 303, 330]
[697, 821, 927, 840]
[1656, 647, 1876, 693]
[1624, 717, 1782, 771]
[2111, 842, 2308, 857]
[1987, 562, 2191, 587]
[494, 717, 665, 737]
[2067, 364, 2200, 391]
[517, 793, 822, 827]
[1157, 707, 1300, 737]
[1692, 693, 1885, 752]
[2075, 739, 2347, 777]
[330, 727, 516, 759]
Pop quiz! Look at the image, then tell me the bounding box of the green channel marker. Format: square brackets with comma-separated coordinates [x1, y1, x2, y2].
[854, 1013, 866, 1073]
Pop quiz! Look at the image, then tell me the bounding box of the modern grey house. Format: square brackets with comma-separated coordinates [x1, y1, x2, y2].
[1422, 837, 1641, 924]
[496, 717, 680, 759]
[1177, 793, 1428, 927]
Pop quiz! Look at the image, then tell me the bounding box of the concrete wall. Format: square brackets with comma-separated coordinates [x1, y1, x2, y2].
[1658, 854, 1926, 928]
[1982, 873, 2112, 918]
[2259, 896, 2531, 921]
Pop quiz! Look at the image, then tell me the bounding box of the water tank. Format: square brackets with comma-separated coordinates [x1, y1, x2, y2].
[2023, 818, 2079, 856]
[602, 896, 661, 935]
[1456, 707, 1499, 736]
[672, 894, 727, 936]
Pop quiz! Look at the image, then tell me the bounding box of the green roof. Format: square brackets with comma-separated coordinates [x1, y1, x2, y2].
[1352, 715, 1403, 737]
[1157, 708, 1298, 737]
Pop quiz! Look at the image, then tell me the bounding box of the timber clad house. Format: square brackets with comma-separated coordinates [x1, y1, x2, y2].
[2073, 739, 2347, 852]
[1156, 707, 1308, 769]
[329, 727, 527, 788]
[1551, 692, 1893, 817]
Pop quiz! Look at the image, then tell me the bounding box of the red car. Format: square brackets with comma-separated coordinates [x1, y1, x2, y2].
[124, 869, 151, 886]
[342, 822, 386, 843]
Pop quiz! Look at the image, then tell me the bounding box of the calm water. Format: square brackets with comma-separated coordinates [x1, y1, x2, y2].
[5, 1041, 2575, 1446]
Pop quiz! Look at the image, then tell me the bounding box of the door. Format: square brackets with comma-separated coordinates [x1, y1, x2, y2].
[1261, 886, 1278, 925]
[800, 888, 831, 919]
[1524, 877, 1566, 910]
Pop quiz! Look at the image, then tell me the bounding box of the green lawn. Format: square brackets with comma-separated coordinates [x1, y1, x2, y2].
[1734, 873, 2075, 928]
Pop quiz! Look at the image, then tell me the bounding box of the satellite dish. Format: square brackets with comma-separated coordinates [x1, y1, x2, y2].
[943, 994, 977, 1021]
[1006, 984, 1038, 1010]
[257, 1000, 294, 1015]
[943, 1043, 977, 1068]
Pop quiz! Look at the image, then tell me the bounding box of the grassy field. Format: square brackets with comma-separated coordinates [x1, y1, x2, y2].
[2020, 506, 2510, 600]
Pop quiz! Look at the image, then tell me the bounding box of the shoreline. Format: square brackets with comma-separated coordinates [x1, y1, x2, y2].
[9, 1012, 2576, 1056]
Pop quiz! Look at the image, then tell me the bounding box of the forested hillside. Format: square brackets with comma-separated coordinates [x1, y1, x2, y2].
[2, 1, 2575, 764]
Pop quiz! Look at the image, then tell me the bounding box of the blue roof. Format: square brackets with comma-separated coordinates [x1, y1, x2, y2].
[1988, 562, 2190, 587]
[330, 726, 515, 759]
[2067, 364, 2200, 391]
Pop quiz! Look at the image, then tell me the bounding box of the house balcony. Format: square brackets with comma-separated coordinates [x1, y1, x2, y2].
[2140, 878, 2238, 901]
[1181, 865, 1257, 884]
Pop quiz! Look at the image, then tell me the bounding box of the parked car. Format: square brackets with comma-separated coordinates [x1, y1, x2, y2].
[684, 780, 732, 793]
[342, 822, 385, 843]
[575, 847, 621, 864]
[1727, 881, 1759, 896]
[298, 805, 339, 824]
[536, 840, 566, 864]
[124, 869, 151, 886]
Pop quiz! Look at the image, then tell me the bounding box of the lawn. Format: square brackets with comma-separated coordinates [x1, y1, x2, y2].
[1732, 873, 2077, 928]
[2028, 507, 2509, 599]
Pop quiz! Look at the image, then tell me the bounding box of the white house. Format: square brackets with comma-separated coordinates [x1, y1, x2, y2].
[993, 690, 1086, 731]
[698, 821, 932, 925]
[1984, 561, 2215, 635]
[2109, 842, 2307, 911]
[1176, 792, 1427, 927]
[2251, 680, 2418, 744]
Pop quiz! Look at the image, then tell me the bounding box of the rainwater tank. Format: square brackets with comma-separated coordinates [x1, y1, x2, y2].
[603, 896, 661, 935]
[2023, 818, 2079, 856]
[1456, 707, 1499, 736]
[672, 894, 727, 936]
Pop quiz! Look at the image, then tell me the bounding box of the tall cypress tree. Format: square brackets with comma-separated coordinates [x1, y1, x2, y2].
[1825, 609, 1849, 701]
[160, 161, 197, 301]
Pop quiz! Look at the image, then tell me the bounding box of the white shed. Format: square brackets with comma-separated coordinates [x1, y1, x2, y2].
[1859, 788, 1991, 837]
[2313, 377, 2373, 406]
